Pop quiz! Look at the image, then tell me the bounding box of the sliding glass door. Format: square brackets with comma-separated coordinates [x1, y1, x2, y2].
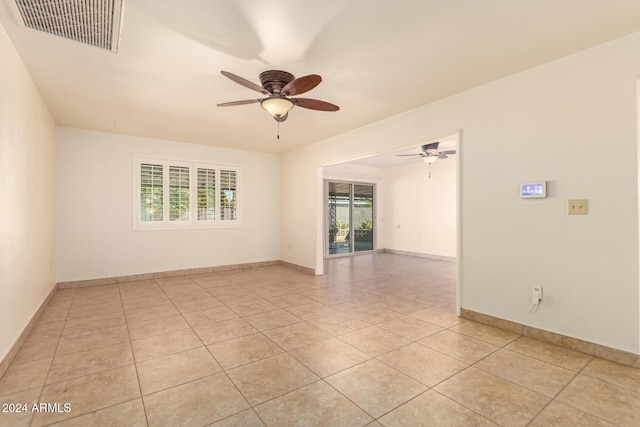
[326, 181, 375, 256]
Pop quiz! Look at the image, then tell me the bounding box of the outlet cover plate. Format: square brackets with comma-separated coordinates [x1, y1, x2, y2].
[568, 199, 588, 215]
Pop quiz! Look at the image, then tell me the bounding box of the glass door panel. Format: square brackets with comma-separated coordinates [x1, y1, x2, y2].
[328, 182, 352, 255]
[353, 184, 374, 252]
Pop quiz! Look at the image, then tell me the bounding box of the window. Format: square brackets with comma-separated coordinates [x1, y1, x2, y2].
[134, 157, 240, 229]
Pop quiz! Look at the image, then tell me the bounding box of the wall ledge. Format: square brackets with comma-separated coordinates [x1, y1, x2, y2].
[56, 260, 311, 289]
[460, 308, 640, 369]
[381, 248, 456, 262]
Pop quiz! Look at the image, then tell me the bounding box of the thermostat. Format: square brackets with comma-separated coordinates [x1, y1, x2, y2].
[520, 181, 546, 198]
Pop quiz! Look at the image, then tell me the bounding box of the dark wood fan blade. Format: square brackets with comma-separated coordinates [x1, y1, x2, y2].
[440, 150, 457, 155]
[221, 71, 268, 94]
[217, 99, 260, 107]
[293, 98, 339, 111]
[282, 75, 321, 96]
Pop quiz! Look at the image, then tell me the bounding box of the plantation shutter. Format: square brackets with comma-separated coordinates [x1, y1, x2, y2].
[169, 166, 190, 221]
[220, 169, 238, 221]
[197, 167, 216, 220]
[140, 163, 163, 221]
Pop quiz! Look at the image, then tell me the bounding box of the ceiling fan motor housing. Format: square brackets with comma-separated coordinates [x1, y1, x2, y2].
[259, 70, 294, 94]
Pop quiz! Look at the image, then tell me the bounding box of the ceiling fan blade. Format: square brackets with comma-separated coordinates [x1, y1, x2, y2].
[293, 98, 339, 111]
[440, 150, 456, 155]
[396, 154, 421, 157]
[217, 99, 261, 107]
[282, 74, 322, 96]
[221, 71, 268, 94]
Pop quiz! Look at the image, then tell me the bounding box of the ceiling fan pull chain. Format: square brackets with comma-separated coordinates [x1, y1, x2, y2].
[429, 163, 432, 178]
[277, 121, 280, 139]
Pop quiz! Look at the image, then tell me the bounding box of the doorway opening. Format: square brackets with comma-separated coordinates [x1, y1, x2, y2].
[326, 181, 375, 256]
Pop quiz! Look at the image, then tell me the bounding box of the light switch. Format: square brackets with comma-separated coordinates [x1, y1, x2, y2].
[568, 199, 588, 215]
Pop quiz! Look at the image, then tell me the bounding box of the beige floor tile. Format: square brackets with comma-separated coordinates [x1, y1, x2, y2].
[56, 325, 129, 355]
[12, 337, 59, 364]
[581, 357, 640, 392]
[505, 336, 593, 371]
[251, 285, 292, 299]
[263, 322, 332, 351]
[47, 341, 134, 384]
[137, 347, 221, 395]
[374, 297, 429, 315]
[475, 349, 576, 397]
[243, 309, 301, 331]
[38, 307, 70, 324]
[418, 330, 498, 364]
[325, 359, 427, 418]
[378, 343, 467, 386]
[0, 387, 40, 427]
[127, 313, 191, 340]
[449, 321, 520, 346]
[32, 365, 140, 426]
[306, 312, 371, 336]
[206, 285, 247, 297]
[144, 373, 249, 426]
[379, 389, 496, 426]
[556, 374, 640, 425]
[122, 293, 171, 310]
[284, 302, 341, 320]
[377, 316, 443, 341]
[207, 333, 282, 370]
[351, 305, 402, 324]
[226, 298, 280, 317]
[289, 338, 371, 377]
[182, 306, 238, 327]
[528, 401, 616, 427]
[154, 276, 195, 287]
[211, 409, 265, 427]
[131, 328, 202, 362]
[67, 301, 123, 321]
[255, 380, 373, 426]
[409, 307, 465, 328]
[27, 320, 65, 340]
[0, 358, 51, 396]
[339, 326, 411, 357]
[226, 353, 319, 405]
[62, 311, 126, 336]
[49, 398, 147, 426]
[266, 293, 316, 308]
[434, 367, 549, 426]
[193, 318, 257, 345]
[124, 302, 180, 323]
[172, 295, 223, 313]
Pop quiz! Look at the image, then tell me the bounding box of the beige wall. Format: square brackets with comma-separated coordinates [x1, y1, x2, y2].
[281, 32, 640, 353]
[56, 128, 281, 282]
[0, 23, 57, 362]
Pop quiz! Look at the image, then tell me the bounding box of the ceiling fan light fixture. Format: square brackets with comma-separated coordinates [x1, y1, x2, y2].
[261, 97, 294, 119]
[423, 156, 438, 164]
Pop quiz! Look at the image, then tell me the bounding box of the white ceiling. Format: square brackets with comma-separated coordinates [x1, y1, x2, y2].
[3, 1, 640, 154]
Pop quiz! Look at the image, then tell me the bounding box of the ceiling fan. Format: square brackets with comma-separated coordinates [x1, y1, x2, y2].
[396, 142, 456, 163]
[396, 142, 456, 178]
[217, 70, 339, 126]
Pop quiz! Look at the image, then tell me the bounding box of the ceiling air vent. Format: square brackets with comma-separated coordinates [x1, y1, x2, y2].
[14, 0, 125, 53]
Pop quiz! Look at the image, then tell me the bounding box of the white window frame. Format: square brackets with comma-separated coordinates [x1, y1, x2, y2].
[134, 156, 241, 230]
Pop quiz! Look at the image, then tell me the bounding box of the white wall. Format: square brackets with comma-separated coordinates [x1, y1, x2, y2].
[381, 158, 456, 257]
[0, 23, 57, 362]
[57, 128, 281, 282]
[281, 32, 640, 353]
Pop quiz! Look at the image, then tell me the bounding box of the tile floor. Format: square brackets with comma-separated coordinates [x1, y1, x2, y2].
[1, 253, 639, 426]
